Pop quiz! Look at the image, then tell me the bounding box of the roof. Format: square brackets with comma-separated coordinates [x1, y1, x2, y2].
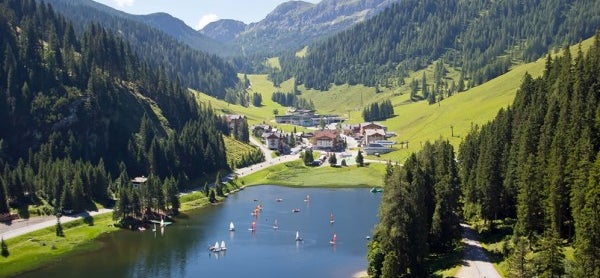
[365, 129, 386, 136]
[131, 176, 148, 184]
[361, 122, 385, 129]
[314, 130, 339, 140]
[225, 114, 245, 121]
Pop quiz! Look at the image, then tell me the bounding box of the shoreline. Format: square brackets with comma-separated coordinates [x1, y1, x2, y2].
[353, 269, 368, 278]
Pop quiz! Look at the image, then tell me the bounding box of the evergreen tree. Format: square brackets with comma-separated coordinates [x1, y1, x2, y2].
[533, 230, 564, 278]
[0, 177, 9, 214]
[570, 153, 600, 277]
[507, 237, 532, 278]
[209, 189, 216, 203]
[1, 237, 8, 257]
[55, 216, 64, 237]
[356, 151, 364, 167]
[328, 154, 337, 166]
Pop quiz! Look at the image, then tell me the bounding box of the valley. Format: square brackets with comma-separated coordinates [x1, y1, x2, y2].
[1, 0, 600, 277]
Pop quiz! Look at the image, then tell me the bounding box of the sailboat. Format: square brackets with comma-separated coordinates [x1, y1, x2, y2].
[273, 219, 278, 230]
[249, 221, 256, 231]
[210, 241, 221, 252]
[330, 233, 337, 245]
[220, 241, 227, 251]
[295, 230, 303, 242]
[330, 213, 335, 224]
[229, 221, 235, 231]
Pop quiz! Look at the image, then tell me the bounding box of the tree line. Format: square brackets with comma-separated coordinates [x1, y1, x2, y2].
[362, 100, 394, 122]
[271, 91, 314, 110]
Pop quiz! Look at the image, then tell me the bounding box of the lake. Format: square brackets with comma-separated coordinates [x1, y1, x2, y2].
[20, 186, 382, 278]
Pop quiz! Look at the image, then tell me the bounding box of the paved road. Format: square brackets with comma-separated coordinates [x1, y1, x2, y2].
[249, 136, 274, 162]
[0, 209, 112, 240]
[456, 223, 502, 278]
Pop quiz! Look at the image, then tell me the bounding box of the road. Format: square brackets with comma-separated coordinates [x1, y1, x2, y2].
[0, 208, 112, 240]
[455, 223, 502, 278]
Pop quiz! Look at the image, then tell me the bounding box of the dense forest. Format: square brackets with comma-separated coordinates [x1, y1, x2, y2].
[457, 35, 600, 276]
[272, 0, 600, 91]
[0, 0, 229, 219]
[368, 139, 461, 277]
[43, 0, 239, 99]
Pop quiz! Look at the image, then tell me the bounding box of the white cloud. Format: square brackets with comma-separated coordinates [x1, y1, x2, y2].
[114, 0, 135, 7]
[195, 14, 219, 30]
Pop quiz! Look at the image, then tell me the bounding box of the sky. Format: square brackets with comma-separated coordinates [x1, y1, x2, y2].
[92, 0, 321, 30]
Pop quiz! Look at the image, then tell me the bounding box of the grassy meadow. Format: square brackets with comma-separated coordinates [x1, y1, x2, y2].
[239, 160, 386, 188]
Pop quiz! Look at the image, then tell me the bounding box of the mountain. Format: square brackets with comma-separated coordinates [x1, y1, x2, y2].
[275, 0, 600, 90]
[201, 19, 246, 44]
[202, 0, 400, 55]
[42, 0, 239, 98]
[137, 12, 238, 56]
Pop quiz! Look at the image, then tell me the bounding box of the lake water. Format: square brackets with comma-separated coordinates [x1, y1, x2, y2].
[20, 186, 381, 278]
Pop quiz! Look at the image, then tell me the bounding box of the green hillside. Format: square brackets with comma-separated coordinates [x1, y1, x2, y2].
[194, 37, 595, 165]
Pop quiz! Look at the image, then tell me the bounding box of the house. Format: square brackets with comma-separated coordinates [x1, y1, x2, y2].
[360, 122, 386, 135]
[313, 130, 343, 151]
[251, 124, 272, 137]
[364, 129, 387, 144]
[131, 176, 148, 188]
[265, 132, 287, 150]
[224, 114, 245, 131]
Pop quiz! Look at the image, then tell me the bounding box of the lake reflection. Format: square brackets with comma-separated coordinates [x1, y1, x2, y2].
[20, 186, 381, 278]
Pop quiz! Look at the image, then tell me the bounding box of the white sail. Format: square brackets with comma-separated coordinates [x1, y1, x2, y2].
[229, 222, 235, 231]
[220, 241, 226, 250]
[214, 241, 220, 250]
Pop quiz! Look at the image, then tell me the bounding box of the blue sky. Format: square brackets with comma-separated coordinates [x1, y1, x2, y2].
[92, 0, 321, 30]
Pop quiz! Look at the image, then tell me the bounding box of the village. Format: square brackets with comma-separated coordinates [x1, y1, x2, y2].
[224, 108, 399, 167]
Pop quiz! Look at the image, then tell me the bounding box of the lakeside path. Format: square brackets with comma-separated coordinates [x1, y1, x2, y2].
[456, 223, 502, 278]
[0, 208, 112, 240]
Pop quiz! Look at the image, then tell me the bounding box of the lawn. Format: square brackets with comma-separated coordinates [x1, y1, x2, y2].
[0, 213, 119, 277]
[239, 160, 386, 187]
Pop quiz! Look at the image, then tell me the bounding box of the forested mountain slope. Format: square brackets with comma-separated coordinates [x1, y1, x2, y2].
[41, 0, 239, 99]
[0, 0, 229, 216]
[367, 33, 600, 277]
[457, 34, 600, 277]
[275, 0, 600, 90]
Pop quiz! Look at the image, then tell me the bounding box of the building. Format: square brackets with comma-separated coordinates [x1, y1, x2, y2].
[131, 176, 148, 188]
[224, 114, 245, 131]
[264, 132, 287, 150]
[275, 109, 345, 127]
[364, 129, 387, 144]
[313, 130, 343, 151]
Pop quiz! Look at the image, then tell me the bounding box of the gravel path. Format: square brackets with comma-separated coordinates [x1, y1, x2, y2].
[456, 223, 502, 278]
[0, 209, 112, 240]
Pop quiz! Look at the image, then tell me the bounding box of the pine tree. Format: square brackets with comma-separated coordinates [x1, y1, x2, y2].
[328, 154, 337, 166]
[1, 236, 8, 257]
[0, 177, 9, 214]
[507, 237, 532, 278]
[356, 151, 364, 167]
[534, 230, 564, 278]
[570, 153, 600, 277]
